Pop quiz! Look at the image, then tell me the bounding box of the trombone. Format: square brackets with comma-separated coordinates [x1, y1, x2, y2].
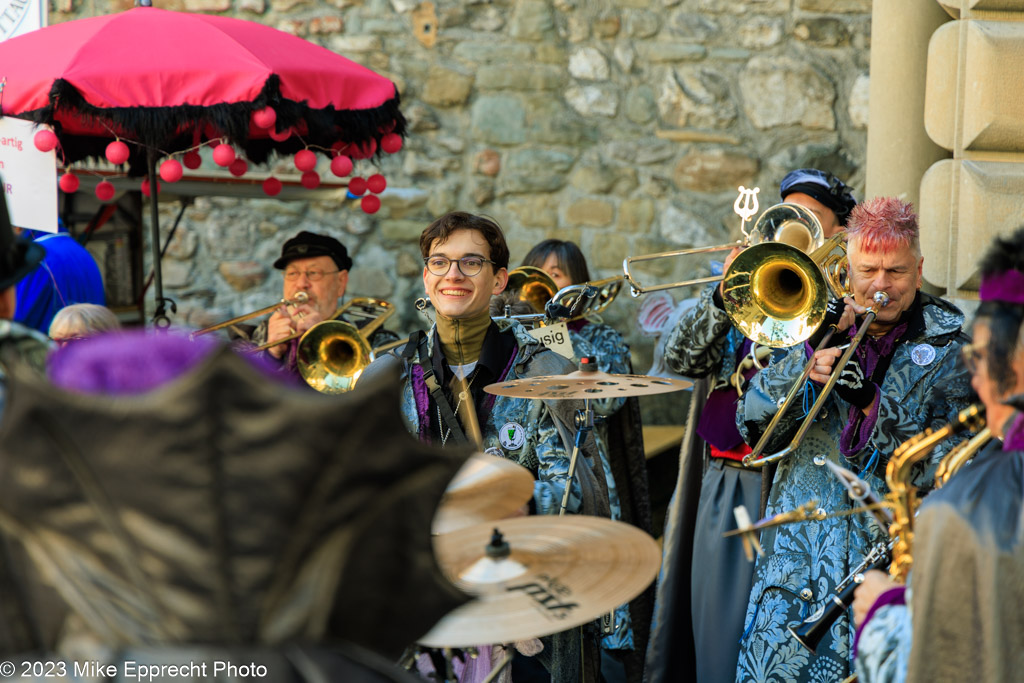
[294, 297, 396, 394]
[741, 291, 890, 468]
[192, 292, 309, 339]
[622, 201, 822, 296]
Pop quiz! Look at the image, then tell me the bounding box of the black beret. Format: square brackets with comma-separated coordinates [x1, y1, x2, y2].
[273, 231, 352, 271]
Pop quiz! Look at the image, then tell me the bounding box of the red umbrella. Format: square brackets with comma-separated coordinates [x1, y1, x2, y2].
[0, 6, 405, 322]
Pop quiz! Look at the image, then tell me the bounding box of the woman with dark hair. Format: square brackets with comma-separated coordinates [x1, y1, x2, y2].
[853, 226, 1024, 683]
[520, 239, 651, 683]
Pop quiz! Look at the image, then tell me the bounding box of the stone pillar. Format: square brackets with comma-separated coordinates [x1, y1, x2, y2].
[864, 0, 950, 206]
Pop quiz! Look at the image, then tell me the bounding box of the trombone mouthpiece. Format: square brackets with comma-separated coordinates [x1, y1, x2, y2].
[294, 291, 309, 304]
[872, 291, 890, 307]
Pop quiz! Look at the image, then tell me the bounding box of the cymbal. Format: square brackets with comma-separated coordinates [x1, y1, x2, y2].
[483, 369, 692, 399]
[418, 516, 661, 647]
[433, 453, 535, 535]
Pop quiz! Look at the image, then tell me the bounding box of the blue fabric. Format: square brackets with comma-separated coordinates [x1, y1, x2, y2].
[14, 229, 105, 335]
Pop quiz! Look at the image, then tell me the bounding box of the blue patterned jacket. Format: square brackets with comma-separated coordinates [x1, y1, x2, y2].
[734, 293, 972, 683]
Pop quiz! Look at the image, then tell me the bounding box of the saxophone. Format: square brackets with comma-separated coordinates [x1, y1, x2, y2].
[934, 426, 993, 487]
[885, 404, 986, 582]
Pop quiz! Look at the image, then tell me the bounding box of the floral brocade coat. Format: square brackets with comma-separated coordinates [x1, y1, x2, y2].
[733, 293, 972, 683]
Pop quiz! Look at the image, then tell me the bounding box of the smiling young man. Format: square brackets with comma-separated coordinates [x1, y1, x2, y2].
[732, 197, 972, 683]
[365, 211, 611, 681]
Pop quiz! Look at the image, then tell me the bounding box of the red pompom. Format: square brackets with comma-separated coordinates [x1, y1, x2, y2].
[269, 127, 292, 142]
[141, 177, 161, 197]
[262, 177, 283, 197]
[95, 180, 116, 202]
[59, 172, 79, 193]
[252, 106, 277, 130]
[367, 173, 387, 194]
[361, 195, 381, 214]
[350, 139, 377, 160]
[183, 150, 202, 170]
[34, 130, 58, 152]
[330, 155, 354, 178]
[212, 144, 235, 167]
[229, 159, 248, 177]
[159, 159, 183, 183]
[294, 149, 317, 172]
[105, 140, 130, 165]
[380, 133, 403, 154]
[300, 171, 321, 189]
[348, 176, 367, 196]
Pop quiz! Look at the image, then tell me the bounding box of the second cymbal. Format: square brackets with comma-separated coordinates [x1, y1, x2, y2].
[484, 369, 692, 400]
[433, 453, 535, 535]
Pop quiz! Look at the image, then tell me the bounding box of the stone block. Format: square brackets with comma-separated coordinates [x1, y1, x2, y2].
[619, 198, 655, 233]
[627, 10, 660, 39]
[397, 251, 423, 278]
[612, 0, 649, 7]
[269, 0, 309, 11]
[590, 233, 631, 270]
[797, 0, 870, 12]
[698, 0, 786, 13]
[237, 0, 266, 12]
[470, 7, 504, 31]
[659, 202, 721, 246]
[625, 85, 657, 124]
[405, 103, 441, 132]
[505, 196, 561, 228]
[218, 261, 267, 292]
[739, 56, 836, 130]
[673, 149, 759, 193]
[380, 187, 431, 219]
[566, 14, 590, 43]
[381, 219, 428, 242]
[566, 85, 619, 117]
[477, 64, 565, 90]
[569, 165, 617, 194]
[566, 198, 615, 227]
[452, 42, 533, 64]
[849, 73, 870, 129]
[658, 66, 737, 129]
[667, 12, 718, 40]
[471, 178, 495, 206]
[739, 17, 784, 48]
[614, 44, 636, 72]
[639, 43, 707, 63]
[593, 13, 621, 38]
[308, 15, 344, 34]
[184, 0, 230, 9]
[525, 98, 591, 145]
[162, 260, 193, 290]
[536, 44, 567, 63]
[348, 267, 394, 298]
[569, 47, 610, 81]
[498, 148, 577, 195]
[422, 65, 475, 106]
[605, 139, 677, 165]
[475, 149, 501, 176]
[327, 35, 382, 52]
[509, 1, 555, 40]
[794, 18, 849, 47]
[471, 96, 527, 145]
[165, 227, 198, 260]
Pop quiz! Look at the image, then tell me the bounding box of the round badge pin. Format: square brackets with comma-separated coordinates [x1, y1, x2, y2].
[911, 343, 936, 366]
[499, 422, 526, 450]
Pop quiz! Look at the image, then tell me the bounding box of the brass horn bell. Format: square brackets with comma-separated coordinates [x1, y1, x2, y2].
[506, 266, 558, 314]
[296, 320, 373, 394]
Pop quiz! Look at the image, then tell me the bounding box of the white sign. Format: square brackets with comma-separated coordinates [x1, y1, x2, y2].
[0, 0, 46, 42]
[527, 321, 575, 360]
[0, 117, 58, 233]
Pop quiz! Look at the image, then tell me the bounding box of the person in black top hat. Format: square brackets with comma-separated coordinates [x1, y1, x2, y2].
[244, 231, 395, 377]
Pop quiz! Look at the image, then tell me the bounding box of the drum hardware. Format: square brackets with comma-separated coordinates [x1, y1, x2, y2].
[191, 291, 309, 338]
[417, 515, 661, 648]
[742, 291, 891, 468]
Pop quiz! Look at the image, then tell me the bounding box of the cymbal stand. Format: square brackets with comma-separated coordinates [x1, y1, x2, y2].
[558, 397, 594, 517]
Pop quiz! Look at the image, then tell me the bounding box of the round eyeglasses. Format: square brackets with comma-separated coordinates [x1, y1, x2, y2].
[424, 256, 495, 277]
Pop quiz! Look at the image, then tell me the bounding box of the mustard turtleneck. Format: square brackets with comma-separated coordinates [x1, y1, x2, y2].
[436, 309, 492, 367]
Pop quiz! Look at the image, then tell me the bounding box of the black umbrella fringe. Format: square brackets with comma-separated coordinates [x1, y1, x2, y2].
[27, 75, 406, 177]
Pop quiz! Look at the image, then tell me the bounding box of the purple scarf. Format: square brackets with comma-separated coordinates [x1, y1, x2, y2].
[838, 322, 908, 458]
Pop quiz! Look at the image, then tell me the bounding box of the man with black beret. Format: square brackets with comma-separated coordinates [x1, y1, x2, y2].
[247, 231, 394, 376]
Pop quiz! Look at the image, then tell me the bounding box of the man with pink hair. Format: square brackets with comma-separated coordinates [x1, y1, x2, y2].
[733, 197, 973, 682]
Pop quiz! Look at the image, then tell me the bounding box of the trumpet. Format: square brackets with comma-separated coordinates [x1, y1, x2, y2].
[192, 292, 309, 339]
[742, 291, 890, 468]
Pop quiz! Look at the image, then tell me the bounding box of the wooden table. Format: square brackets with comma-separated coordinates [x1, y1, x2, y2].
[642, 424, 687, 461]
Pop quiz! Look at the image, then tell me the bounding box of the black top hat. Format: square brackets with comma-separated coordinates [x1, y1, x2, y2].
[272, 231, 352, 271]
[0, 183, 45, 292]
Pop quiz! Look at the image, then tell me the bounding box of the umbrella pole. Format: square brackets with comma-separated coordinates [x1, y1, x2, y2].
[146, 146, 171, 327]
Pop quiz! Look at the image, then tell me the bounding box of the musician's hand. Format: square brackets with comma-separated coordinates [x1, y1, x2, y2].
[809, 346, 843, 384]
[265, 308, 296, 359]
[290, 304, 324, 335]
[836, 296, 860, 332]
[852, 569, 898, 628]
[718, 246, 744, 297]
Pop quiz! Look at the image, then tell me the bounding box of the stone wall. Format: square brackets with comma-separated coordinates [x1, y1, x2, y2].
[56, 0, 872, 381]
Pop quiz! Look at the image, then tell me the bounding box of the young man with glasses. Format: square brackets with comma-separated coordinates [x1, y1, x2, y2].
[247, 231, 395, 375]
[365, 211, 612, 682]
